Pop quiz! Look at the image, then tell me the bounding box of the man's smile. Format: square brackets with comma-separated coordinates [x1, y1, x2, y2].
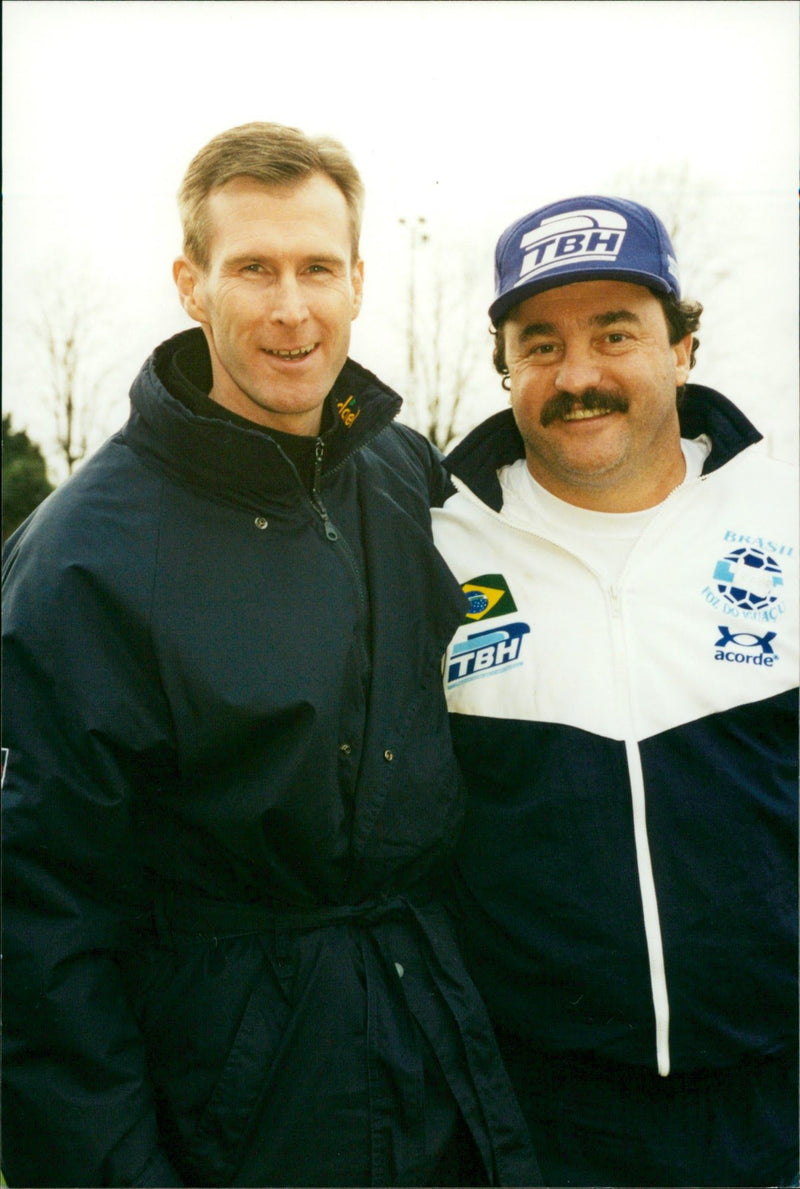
[540, 390, 630, 427]
[560, 406, 617, 422]
[265, 343, 319, 360]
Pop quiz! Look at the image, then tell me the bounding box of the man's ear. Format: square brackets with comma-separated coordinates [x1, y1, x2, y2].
[673, 331, 693, 387]
[173, 257, 207, 323]
[351, 258, 364, 321]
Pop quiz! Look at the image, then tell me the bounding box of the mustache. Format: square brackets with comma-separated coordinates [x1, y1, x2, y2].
[540, 389, 630, 427]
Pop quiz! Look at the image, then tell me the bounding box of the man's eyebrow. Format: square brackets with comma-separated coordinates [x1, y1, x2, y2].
[223, 252, 346, 269]
[592, 309, 642, 327]
[221, 252, 266, 269]
[515, 309, 642, 342]
[516, 321, 558, 342]
[300, 253, 347, 268]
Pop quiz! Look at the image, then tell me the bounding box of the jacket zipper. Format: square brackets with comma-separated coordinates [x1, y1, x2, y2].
[452, 475, 680, 1075]
[607, 583, 671, 1076]
[312, 439, 339, 541]
[310, 437, 369, 627]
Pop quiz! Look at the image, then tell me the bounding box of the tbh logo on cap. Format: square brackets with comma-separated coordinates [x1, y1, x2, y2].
[519, 209, 627, 282]
[489, 195, 681, 325]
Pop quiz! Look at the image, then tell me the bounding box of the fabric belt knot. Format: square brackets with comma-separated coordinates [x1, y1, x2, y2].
[153, 889, 419, 942]
[150, 887, 542, 1185]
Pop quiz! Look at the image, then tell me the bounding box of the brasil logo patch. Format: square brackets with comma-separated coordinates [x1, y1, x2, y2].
[712, 546, 784, 613]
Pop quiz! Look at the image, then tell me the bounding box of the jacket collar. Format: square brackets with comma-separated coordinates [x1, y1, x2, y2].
[123, 329, 402, 507]
[443, 383, 763, 513]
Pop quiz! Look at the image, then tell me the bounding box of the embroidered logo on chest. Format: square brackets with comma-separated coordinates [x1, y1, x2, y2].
[701, 538, 792, 666]
[447, 573, 530, 688]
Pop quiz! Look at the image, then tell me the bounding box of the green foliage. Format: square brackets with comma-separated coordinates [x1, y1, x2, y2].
[3, 415, 54, 542]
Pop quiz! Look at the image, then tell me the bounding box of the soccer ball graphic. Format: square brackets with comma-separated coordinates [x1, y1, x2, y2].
[713, 547, 783, 611]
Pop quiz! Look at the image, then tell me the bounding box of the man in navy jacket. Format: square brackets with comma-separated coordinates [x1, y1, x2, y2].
[2, 123, 538, 1189]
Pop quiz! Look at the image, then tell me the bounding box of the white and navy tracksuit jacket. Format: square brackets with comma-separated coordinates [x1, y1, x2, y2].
[433, 384, 798, 1078]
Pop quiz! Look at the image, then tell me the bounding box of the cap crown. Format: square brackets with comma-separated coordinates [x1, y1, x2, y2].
[490, 196, 680, 325]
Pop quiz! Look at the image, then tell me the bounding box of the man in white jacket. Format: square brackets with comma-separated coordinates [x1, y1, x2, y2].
[433, 196, 798, 1187]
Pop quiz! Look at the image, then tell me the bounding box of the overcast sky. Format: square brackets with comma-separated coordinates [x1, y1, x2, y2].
[3, 0, 798, 470]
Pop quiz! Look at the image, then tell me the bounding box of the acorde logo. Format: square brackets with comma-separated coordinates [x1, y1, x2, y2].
[714, 625, 778, 666]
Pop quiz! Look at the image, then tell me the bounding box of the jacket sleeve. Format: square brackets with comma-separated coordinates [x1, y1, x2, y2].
[1, 525, 183, 1188]
[391, 421, 452, 508]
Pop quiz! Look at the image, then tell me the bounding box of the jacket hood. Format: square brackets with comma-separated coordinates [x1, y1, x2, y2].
[123, 328, 403, 508]
[443, 383, 763, 513]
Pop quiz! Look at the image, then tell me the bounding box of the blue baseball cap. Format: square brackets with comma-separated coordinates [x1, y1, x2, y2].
[489, 195, 681, 326]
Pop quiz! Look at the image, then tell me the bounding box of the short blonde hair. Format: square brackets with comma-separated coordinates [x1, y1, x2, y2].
[178, 121, 365, 269]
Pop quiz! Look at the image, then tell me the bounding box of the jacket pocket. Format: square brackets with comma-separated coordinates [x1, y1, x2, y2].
[182, 937, 294, 1186]
[130, 935, 292, 1187]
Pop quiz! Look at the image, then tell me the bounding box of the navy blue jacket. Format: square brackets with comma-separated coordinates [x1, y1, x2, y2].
[2, 329, 537, 1187]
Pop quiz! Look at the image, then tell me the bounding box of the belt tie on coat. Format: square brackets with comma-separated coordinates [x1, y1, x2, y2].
[152, 889, 542, 1186]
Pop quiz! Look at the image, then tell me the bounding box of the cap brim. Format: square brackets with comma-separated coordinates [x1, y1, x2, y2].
[489, 267, 677, 326]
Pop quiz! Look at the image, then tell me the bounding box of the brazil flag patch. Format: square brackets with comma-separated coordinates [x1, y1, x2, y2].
[462, 574, 518, 621]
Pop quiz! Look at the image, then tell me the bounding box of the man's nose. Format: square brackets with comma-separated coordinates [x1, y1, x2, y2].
[270, 275, 309, 325]
[554, 344, 602, 393]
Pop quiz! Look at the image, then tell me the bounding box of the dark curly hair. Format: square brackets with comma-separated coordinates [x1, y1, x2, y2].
[491, 291, 703, 403]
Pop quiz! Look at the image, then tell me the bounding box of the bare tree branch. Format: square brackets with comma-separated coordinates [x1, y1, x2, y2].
[609, 162, 731, 298]
[27, 271, 118, 478]
[397, 225, 491, 451]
